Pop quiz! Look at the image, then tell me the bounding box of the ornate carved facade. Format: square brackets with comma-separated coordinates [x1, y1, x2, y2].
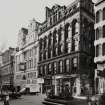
[38, 0, 95, 96]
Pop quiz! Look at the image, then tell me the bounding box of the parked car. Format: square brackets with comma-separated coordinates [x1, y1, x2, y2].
[88, 93, 105, 105]
[9, 92, 21, 99]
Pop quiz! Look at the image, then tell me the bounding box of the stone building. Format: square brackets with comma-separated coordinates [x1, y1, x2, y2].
[0, 47, 16, 91]
[94, 0, 105, 94]
[14, 19, 40, 93]
[38, 0, 95, 97]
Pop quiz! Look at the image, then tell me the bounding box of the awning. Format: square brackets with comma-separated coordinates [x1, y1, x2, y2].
[20, 88, 26, 92]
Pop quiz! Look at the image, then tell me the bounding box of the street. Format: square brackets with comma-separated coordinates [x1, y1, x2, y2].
[0, 94, 47, 105]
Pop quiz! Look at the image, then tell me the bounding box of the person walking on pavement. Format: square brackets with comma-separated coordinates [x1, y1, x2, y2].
[3, 91, 9, 105]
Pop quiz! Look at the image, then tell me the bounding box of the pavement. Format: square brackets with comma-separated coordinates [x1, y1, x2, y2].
[0, 94, 47, 105]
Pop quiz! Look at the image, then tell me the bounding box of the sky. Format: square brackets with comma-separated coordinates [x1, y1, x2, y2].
[0, 0, 97, 51]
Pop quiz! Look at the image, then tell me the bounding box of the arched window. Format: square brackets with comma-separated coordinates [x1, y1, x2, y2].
[96, 10, 101, 23]
[58, 27, 64, 55]
[44, 65, 47, 76]
[48, 33, 52, 58]
[53, 30, 58, 56]
[53, 62, 57, 74]
[75, 22, 79, 34]
[103, 25, 105, 38]
[103, 8, 105, 20]
[102, 43, 105, 56]
[72, 19, 78, 35]
[68, 26, 72, 39]
[59, 61, 63, 73]
[65, 23, 69, 39]
[96, 28, 100, 40]
[67, 43, 71, 53]
[61, 28, 64, 41]
[65, 59, 70, 73]
[48, 63, 52, 74]
[72, 57, 78, 74]
[96, 44, 101, 57]
[39, 38, 43, 50]
[44, 36, 47, 49]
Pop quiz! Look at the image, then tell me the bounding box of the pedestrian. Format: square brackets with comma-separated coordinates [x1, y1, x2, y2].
[3, 93, 9, 105]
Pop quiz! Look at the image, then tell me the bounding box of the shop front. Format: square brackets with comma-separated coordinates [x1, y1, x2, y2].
[52, 74, 81, 97]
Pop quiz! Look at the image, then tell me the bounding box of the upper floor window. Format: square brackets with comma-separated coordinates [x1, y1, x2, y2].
[68, 26, 72, 39]
[96, 10, 101, 23]
[96, 28, 100, 40]
[39, 66, 43, 76]
[72, 57, 78, 73]
[44, 65, 47, 76]
[50, 17, 52, 26]
[67, 43, 71, 53]
[44, 37, 47, 49]
[96, 44, 101, 57]
[65, 59, 70, 73]
[58, 11, 62, 20]
[53, 11, 57, 24]
[103, 25, 105, 38]
[53, 62, 57, 74]
[103, 8, 105, 20]
[59, 61, 63, 73]
[39, 39, 43, 50]
[48, 63, 52, 74]
[72, 19, 79, 35]
[102, 43, 105, 56]
[65, 23, 69, 40]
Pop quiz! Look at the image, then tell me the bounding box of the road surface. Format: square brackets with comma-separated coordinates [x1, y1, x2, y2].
[0, 94, 46, 105]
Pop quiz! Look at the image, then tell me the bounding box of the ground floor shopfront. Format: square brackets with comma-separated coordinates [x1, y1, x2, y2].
[42, 74, 93, 97]
[53, 74, 92, 97]
[95, 69, 105, 94]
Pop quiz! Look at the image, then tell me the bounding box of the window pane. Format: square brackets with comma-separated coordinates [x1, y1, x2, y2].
[103, 26, 105, 38]
[102, 43, 105, 56]
[103, 8, 105, 20]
